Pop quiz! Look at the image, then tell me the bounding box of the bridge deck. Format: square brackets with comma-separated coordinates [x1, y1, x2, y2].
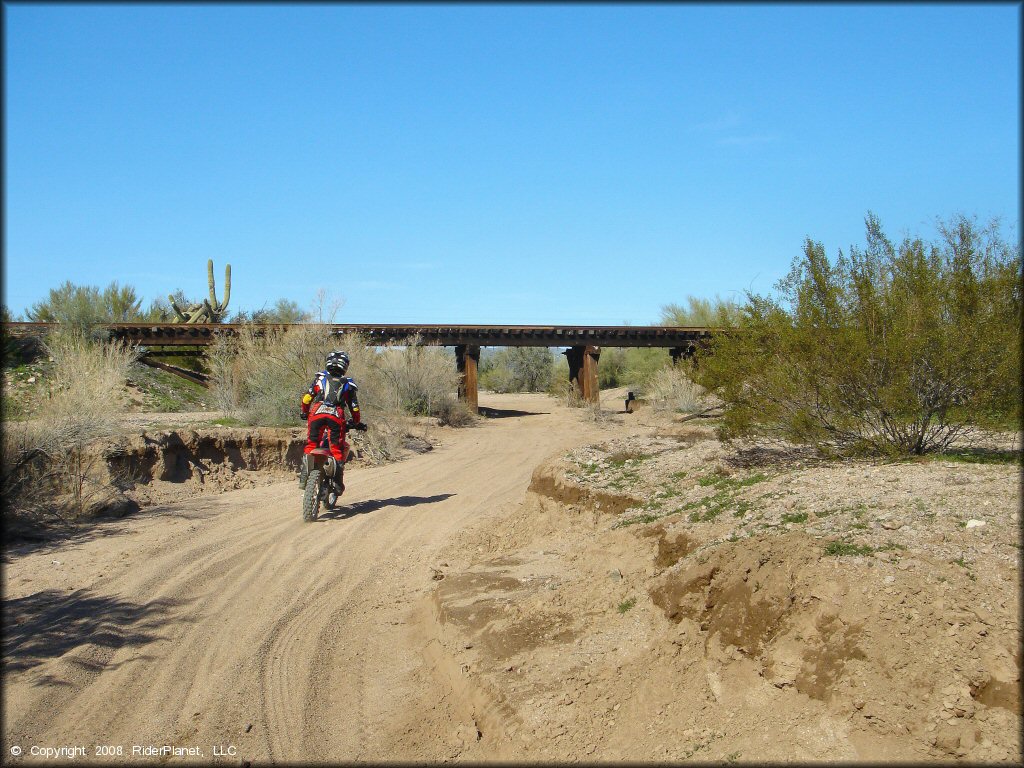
[3, 322, 714, 348]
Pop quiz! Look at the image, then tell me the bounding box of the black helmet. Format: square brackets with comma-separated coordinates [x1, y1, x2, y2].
[325, 350, 349, 376]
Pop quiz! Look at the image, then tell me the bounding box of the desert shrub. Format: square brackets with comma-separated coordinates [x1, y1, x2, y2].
[695, 213, 1022, 456]
[3, 333, 139, 531]
[373, 342, 460, 415]
[660, 295, 742, 327]
[550, 353, 571, 394]
[589, 299, 738, 393]
[42, 332, 140, 441]
[647, 366, 714, 413]
[432, 395, 478, 427]
[207, 325, 406, 461]
[479, 362, 515, 393]
[206, 332, 243, 413]
[589, 346, 674, 393]
[207, 324, 356, 426]
[231, 298, 310, 324]
[621, 348, 672, 392]
[206, 327, 468, 462]
[26, 280, 146, 338]
[597, 347, 628, 388]
[479, 347, 554, 392]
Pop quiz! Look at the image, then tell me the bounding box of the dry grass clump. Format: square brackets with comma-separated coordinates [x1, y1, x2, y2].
[42, 333, 140, 439]
[206, 326, 473, 463]
[371, 341, 461, 417]
[3, 333, 139, 532]
[431, 396, 478, 427]
[207, 324, 347, 426]
[647, 366, 714, 414]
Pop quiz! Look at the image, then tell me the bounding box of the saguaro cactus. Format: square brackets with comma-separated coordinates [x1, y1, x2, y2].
[170, 260, 231, 323]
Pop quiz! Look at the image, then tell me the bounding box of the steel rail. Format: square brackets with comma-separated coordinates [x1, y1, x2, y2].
[2, 322, 719, 348]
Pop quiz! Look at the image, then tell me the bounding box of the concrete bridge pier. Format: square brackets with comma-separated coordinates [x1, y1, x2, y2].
[455, 344, 480, 411]
[564, 345, 601, 404]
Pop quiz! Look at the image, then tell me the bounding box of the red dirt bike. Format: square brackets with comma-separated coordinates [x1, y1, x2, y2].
[301, 419, 366, 522]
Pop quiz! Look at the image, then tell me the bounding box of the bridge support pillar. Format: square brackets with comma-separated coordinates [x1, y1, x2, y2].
[455, 344, 480, 411]
[564, 345, 600, 404]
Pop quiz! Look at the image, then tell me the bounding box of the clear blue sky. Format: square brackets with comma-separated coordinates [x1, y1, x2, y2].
[4, 3, 1020, 324]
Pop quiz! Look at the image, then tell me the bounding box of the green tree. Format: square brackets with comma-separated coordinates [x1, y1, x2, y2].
[143, 296, 175, 322]
[694, 213, 1021, 456]
[660, 295, 742, 327]
[480, 347, 555, 392]
[101, 282, 143, 321]
[26, 280, 144, 332]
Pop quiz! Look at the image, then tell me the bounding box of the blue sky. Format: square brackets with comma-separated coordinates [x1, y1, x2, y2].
[4, 3, 1020, 324]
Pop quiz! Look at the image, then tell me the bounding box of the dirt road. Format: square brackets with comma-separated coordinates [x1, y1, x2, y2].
[2, 393, 606, 764]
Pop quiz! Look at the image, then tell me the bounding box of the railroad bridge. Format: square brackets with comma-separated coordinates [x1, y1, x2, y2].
[4, 322, 715, 408]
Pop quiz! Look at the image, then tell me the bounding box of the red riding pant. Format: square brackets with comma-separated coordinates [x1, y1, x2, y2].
[304, 406, 346, 463]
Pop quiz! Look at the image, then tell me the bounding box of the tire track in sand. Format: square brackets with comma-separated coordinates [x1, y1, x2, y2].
[2, 394, 606, 763]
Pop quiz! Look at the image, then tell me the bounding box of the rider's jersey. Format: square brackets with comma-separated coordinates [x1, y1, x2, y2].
[302, 371, 361, 424]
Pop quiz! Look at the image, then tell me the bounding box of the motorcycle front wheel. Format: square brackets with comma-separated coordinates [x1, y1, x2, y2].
[303, 469, 323, 522]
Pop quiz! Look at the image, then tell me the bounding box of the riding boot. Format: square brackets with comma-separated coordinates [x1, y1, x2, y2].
[299, 453, 311, 488]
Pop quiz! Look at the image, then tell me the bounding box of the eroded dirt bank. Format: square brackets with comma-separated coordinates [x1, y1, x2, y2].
[102, 427, 307, 507]
[418, 411, 1021, 763]
[64, 422, 430, 514]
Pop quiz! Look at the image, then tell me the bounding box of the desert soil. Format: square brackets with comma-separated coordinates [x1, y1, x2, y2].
[2, 391, 1020, 764]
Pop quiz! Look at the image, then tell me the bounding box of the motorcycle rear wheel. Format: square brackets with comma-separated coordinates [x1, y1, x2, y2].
[303, 469, 323, 522]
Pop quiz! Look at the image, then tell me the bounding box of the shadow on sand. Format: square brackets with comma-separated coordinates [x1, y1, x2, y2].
[477, 406, 548, 419]
[316, 492, 456, 521]
[2, 588, 184, 675]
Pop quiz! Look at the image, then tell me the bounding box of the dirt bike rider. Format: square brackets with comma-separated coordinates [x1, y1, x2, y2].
[299, 350, 366, 491]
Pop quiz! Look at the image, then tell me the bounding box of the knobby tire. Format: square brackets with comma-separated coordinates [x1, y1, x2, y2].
[303, 469, 323, 522]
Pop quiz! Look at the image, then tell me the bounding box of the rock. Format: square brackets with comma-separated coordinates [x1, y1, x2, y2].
[608, 569, 622, 582]
[935, 727, 961, 753]
[881, 519, 901, 530]
[965, 520, 986, 529]
[403, 437, 433, 454]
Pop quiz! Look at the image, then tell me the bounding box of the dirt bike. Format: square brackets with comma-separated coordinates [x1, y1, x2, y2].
[301, 420, 366, 522]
